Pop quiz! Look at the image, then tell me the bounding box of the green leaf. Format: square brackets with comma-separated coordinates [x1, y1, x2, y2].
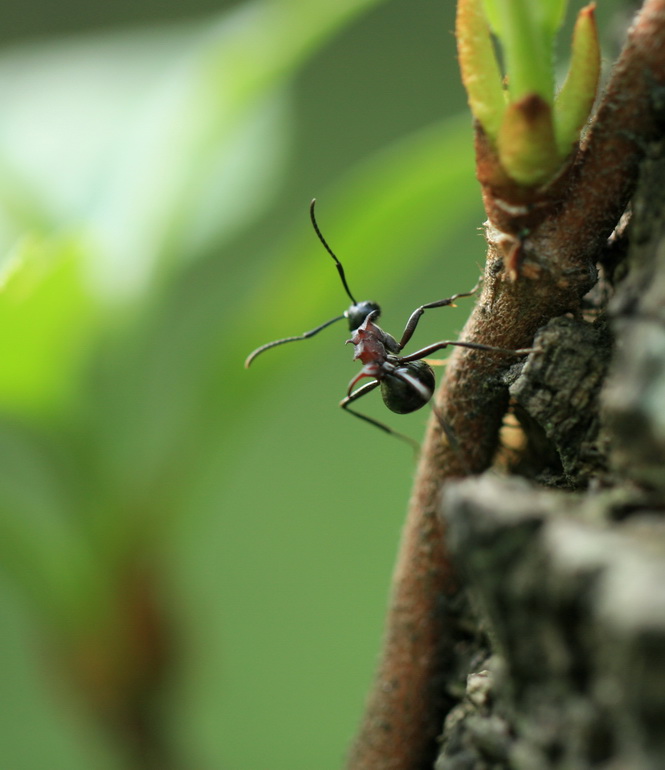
[0, 0, 384, 303]
[462, 0, 599, 188]
[457, 0, 507, 141]
[0, 236, 99, 419]
[554, 3, 600, 157]
[541, 0, 568, 35]
[491, 0, 555, 104]
[0, 424, 112, 633]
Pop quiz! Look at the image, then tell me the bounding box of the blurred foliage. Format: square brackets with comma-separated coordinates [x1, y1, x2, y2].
[0, 0, 622, 768]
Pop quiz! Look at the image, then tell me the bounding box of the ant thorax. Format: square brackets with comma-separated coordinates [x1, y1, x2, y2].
[346, 312, 400, 366]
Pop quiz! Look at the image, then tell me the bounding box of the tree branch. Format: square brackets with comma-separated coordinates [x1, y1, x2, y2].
[346, 2, 665, 767]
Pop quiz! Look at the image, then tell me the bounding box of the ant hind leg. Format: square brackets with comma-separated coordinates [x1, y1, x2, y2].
[431, 403, 472, 475]
[340, 381, 421, 453]
[399, 340, 535, 364]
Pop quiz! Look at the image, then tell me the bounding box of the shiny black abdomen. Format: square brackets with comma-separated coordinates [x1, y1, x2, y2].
[380, 360, 435, 414]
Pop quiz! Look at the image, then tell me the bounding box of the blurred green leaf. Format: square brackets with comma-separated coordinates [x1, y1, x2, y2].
[0, 1, 490, 769]
[0, 424, 112, 633]
[0, 0, 384, 303]
[0, 236, 99, 419]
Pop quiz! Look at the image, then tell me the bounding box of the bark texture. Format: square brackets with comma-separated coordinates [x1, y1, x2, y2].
[435, 140, 665, 770]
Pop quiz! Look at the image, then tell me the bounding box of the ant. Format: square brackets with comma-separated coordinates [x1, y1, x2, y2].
[245, 199, 530, 450]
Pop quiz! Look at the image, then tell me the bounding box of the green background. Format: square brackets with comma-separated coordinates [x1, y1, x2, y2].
[0, 1, 621, 768]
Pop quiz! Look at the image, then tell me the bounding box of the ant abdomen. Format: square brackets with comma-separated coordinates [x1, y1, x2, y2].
[380, 361, 435, 414]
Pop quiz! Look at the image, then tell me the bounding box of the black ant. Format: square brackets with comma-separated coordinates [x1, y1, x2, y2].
[245, 199, 530, 450]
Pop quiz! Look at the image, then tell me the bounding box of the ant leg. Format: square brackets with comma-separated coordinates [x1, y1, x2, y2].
[245, 314, 345, 368]
[340, 381, 421, 452]
[397, 283, 480, 351]
[398, 339, 534, 363]
[430, 402, 472, 475]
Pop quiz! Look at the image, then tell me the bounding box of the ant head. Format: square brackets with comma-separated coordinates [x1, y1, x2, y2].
[345, 300, 381, 331]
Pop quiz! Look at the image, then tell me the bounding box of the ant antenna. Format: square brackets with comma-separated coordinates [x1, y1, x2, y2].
[310, 198, 358, 305]
[244, 199, 365, 369]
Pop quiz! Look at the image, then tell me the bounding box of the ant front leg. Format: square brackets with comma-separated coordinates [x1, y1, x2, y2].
[397, 284, 479, 351]
[340, 381, 421, 452]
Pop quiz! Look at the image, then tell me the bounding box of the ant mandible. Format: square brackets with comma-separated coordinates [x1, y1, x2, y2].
[245, 199, 526, 450]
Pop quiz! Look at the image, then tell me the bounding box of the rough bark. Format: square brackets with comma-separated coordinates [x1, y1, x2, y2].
[436, 139, 665, 770]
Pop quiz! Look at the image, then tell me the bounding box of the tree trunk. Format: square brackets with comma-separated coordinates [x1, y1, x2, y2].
[435, 139, 665, 770]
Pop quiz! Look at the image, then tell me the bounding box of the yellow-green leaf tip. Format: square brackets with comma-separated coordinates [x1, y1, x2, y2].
[457, 0, 506, 142]
[554, 3, 601, 158]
